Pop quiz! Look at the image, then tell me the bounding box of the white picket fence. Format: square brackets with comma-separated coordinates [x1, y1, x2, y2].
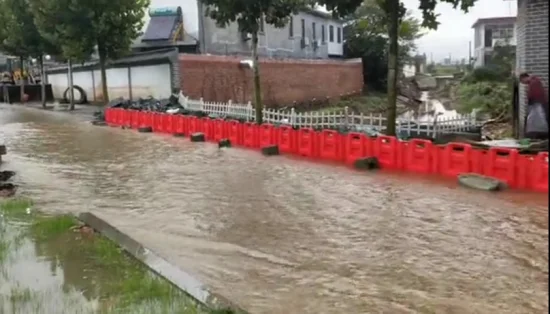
[180, 95, 481, 137]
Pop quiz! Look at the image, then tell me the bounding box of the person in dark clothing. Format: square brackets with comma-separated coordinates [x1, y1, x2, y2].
[519, 72, 549, 139]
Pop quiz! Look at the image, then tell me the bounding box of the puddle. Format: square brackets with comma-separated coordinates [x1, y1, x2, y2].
[0, 199, 211, 314]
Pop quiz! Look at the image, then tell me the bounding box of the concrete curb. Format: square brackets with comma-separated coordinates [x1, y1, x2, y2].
[77, 212, 247, 313]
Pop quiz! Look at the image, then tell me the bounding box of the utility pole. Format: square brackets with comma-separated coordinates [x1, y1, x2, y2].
[468, 41, 472, 68]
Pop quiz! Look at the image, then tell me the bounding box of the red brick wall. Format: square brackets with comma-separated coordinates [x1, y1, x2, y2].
[179, 54, 363, 108]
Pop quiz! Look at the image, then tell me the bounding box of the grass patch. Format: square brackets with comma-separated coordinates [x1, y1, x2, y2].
[0, 198, 33, 216]
[316, 92, 388, 114]
[1, 198, 238, 314]
[0, 238, 7, 263]
[30, 215, 77, 240]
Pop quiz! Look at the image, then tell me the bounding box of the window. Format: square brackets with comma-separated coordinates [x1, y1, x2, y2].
[301, 19, 305, 38]
[337, 27, 341, 43]
[312, 22, 316, 40]
[329, 25, 334, 42]
[321, 24, 325, 43]
[484, 28, 492, 47]
[289, 17, 294, 37]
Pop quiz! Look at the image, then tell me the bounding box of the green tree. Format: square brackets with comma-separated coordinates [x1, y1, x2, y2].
[380, 0, 477, 136]
[344, 0, 423, 91]
[31, 0, 149, 105]
[199, 0, 308, 124]
[0, 0, 58, 106]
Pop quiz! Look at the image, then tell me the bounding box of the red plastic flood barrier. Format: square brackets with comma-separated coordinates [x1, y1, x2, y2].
[405, 139, 433, 173]
[344, 133, 367, 164]
[104, 108, 113, 124]
[115, 109, 124, 126]
[259, 124, 276, 147]
[373, 136, 399, 169]
[212, 119, 226, 141]
[129, 111, 140, 129]
[242, 122, 259, 148]
[226, 120, 243, 146]
[188, 116, 202, 134]
[318, 130, 343, 162]
[470, 149, 488, 175]
[142, 111, 154, 128]
[297, 128, 317, 157]
[202, 118, 215, 140]
[277, 126, 296, 154]
[485, 147, 519, 187]
[151, 113, 162, 132]
[440, 142, 472, 177]
[515, 154, 533, 190]
[531, 152, 548, 192]
[174, 115, 187, 134]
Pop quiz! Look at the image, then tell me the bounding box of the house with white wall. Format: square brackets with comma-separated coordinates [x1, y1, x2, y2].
[471, 16, 517, 68]
[134, 1, 345, 59]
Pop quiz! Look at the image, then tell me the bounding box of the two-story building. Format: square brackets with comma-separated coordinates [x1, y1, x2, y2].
[471, 16, 517, 68]
[134, 0, 345, 59]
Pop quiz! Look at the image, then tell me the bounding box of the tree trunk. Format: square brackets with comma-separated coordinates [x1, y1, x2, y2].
[68, 59, 75, 110]
[98, 48, 109, 105]
[385, 0, 399, 136]
[251, 31, 263, 124]
[40, 55, 46, 108]
[19, 56, 25, 103]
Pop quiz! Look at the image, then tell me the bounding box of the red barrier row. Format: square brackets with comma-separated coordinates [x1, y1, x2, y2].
[104, 108, 548, 193]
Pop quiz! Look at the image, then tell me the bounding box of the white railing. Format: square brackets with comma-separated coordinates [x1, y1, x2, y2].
[179, 95, 481, 137]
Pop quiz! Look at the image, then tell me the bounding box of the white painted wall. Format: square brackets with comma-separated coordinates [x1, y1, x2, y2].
[402, 64, 416, 77]
[327, 21, 343, 56]
[142, 0, 199, 39]
[46, 64, 171, 101]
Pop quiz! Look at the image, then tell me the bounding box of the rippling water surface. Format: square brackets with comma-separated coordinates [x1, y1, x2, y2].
[1, 104, 548, 314]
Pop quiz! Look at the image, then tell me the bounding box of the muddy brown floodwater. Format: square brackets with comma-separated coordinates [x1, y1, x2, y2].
[0, 104, 548, 314]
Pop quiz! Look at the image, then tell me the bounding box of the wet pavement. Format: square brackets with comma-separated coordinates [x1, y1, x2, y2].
[1, 103, 548, 313]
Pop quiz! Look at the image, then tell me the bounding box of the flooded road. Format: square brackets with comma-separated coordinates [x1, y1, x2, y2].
[1, 104, 548, 314]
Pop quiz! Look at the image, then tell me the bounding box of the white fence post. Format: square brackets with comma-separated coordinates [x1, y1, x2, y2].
[176, 95, 481, 136]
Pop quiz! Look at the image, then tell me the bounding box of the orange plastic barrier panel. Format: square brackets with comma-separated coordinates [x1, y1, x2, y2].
[319, 130, 343, 162]
[242, 122, 259, 148]
[188, 116, 202, 134]
[373, 136, 399, 169]
[344, 132, 367, 164]
[277, 126, 296, 154]
[226, 120, 243, 146]
[485, 147, 519, 187]
[404, 139, 433, 173]
[440, 143, 472, 177]
[531, 152, 548, 192]
[259, 124, 276, 147]
[297, 128, 317, 157]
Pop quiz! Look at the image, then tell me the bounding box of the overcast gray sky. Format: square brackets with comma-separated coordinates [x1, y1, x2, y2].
[402, 0, 517, 62]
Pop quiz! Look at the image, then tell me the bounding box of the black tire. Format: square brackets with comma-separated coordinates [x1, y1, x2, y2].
[137, 126, 153, 133]
[63, 85, 88, 104]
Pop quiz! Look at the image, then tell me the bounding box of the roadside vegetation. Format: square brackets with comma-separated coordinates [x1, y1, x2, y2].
[0, 198, 235, 314]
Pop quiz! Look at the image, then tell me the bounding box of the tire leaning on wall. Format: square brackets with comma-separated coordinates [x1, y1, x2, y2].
[62, 85, 88, 104]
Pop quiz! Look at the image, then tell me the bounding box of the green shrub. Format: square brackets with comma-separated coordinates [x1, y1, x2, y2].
[462, 65, 510, 84]
[456, 81, 512, 119]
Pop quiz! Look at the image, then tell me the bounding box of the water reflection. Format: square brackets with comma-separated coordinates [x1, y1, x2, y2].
[0, 104, 548, 313]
